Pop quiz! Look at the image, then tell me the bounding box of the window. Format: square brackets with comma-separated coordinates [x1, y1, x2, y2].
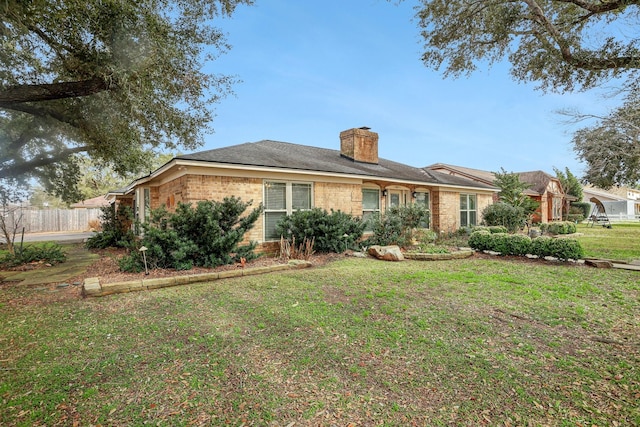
[414, 191, 431, 228]
[134, 187, 151, 224]
[264, 181, 312, 240]
[460, 194, 477, 227]
[552, 197, 563, 220]
[389, 191, 401, 207]
[143, 188, 151, 222]
[362, 188, 380, 231]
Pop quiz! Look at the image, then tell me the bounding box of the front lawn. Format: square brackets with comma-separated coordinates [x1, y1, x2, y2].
[575, 222, 640, 262]
[1, 257, 638, 426]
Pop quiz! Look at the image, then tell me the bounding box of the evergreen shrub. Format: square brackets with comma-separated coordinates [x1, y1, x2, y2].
[364, 204, 431, 247]
[119, 197, 262, 272]
[275, 208, 365, 253]
[543, 221, 577, 235]
[86, 204, 135, 249]
[0, 243, 66, 268]
[481, 202, 526, 233]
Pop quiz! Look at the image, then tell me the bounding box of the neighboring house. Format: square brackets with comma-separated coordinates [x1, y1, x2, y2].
[111, 127, 497, 249]
[582, 185, 640, 221]
[426, 163, 567, 223]
[70, 195, 112, 209]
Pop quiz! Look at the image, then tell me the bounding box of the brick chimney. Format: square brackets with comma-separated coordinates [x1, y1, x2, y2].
[339, 127, 379, 164]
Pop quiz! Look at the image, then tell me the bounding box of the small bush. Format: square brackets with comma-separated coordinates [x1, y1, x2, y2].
[469, 232, 531, 256]
[276, 208, 364, 253]
[364, 204, 431, 247]
[414, 228, 438, 245]
[0, 243, 66, 268]
[468, 230, 492, 251]
[489, 233, 510, 254]
[544, 221, 577, 235]
[503, 234, 532, 256]
[86, 204, 135, 249]
[566, 213, 584, 223]
[481, 202, 526, 233]
[547, 238, 584, 260]
[530, 236, 552, 258]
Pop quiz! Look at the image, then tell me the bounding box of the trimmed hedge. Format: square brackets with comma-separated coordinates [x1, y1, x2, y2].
[540, 221, 577, 235]
[468, 230, 492, 251]
[546, 238, 584, 261]
[468, 231, 583, 260]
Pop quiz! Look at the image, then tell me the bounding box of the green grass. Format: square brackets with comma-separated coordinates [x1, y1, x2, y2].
[1, 257, 638, 426]
[575, 222, 640, 262]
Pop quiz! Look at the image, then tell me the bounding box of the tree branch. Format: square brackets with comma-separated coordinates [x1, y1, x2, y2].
[558, 0, 640, 14]
[0, 145, 89, 179]
[0, 78, 108, 104]
[523, 0, 640, 70]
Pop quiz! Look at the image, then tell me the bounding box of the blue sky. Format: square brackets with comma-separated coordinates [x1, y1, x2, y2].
[202, 0, 616, 176]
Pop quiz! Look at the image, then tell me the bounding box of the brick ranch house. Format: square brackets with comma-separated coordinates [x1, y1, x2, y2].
[426, 163, 568, 223]
[111, 128, 497, 249]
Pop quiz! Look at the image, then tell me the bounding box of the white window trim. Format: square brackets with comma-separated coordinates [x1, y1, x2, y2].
[460, 193, 477, 228]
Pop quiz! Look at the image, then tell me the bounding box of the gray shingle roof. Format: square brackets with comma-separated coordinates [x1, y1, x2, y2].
[177, 140, 496, 190]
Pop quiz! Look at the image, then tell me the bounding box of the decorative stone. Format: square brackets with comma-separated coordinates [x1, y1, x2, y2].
[83, 278, 102, 296]
[585, 259, 613, 269]
[367, 245, 404, 262]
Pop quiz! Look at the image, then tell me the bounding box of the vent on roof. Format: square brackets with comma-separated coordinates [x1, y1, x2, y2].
[340, 127, 379, 164]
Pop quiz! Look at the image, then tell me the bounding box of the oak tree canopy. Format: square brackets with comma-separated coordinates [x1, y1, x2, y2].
[413, 0, 640, 187]
[0, 0, 252, 201]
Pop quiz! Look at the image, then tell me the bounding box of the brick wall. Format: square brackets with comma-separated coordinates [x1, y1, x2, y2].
[314, 182, 362, 216]
[432, 190, 494, 231]
[142, 169, 495, 247]
[157, 175, 264, 243]
[476, 193, 493, 224]
[432, 190, 459, 231]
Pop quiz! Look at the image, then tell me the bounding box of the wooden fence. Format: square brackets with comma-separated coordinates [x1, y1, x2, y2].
[5, 208, 102, 233]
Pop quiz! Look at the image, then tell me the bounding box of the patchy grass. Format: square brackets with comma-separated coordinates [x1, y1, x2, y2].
[575, 222, 640, 262]
[1, 257, 639, 426]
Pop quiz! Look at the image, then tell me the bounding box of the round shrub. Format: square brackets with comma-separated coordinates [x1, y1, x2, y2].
[468, 230, 492, 251]
[530, 236, 552, 257]
[481, 202, 526, 233]
[545, 221, 577, 235]
[547, 238, 584, 260]
[503, 234, 532, 256]
[488, 233, 510, 254]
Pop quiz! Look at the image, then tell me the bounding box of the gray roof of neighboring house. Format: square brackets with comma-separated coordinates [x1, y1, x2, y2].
[426, 163, 562, 196]
[426, 163, 497, 185]
[177, 140, 497, 190]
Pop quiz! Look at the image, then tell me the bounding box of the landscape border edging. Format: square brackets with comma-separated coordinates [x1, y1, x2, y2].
[83, 260, 313, 297]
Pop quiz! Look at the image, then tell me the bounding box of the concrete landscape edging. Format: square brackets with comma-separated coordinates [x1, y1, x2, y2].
[83, 260, 313, 297]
